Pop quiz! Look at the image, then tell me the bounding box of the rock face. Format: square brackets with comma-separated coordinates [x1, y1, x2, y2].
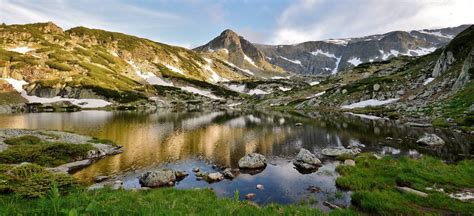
[139, 169, 187, 187]
[293, 148, 321, 170]
[453, 48, 473, 90]
[416, 134, 445, 146]
[321, 147, 360, 157]
[194, 29, 283, 74]
[238, 153, 267, 169]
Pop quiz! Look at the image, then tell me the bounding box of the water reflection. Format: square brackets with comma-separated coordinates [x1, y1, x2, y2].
[0, 110, 472, 208]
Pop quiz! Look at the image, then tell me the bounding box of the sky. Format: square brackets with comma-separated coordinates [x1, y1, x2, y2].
[1, 0, 473, 48]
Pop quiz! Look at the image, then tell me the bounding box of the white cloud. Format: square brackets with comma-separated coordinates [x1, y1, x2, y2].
[271, 0, 474, 44]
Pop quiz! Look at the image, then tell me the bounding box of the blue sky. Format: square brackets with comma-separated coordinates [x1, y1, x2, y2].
[1, 0, 473, 48]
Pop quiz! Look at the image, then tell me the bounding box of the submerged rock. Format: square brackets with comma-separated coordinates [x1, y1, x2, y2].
[321, 147, 360, 157]
[245, 193, 256, 200]
[139, 169, 187, 188]
[238, 153, 267, 169]
[416, 133, 445, 146]
[293, 148, 321, 170]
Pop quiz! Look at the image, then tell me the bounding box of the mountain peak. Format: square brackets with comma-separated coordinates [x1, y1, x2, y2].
[220, 29, 239, 37]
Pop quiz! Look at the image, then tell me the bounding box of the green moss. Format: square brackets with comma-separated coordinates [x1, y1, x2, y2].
[0, 140, 94, 167]
[4, 135, 42, 145]
[0, 164, 78, 198]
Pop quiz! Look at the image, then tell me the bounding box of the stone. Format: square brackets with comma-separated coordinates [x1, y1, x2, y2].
[139, 169, 177, 188]
[174, 170, 189, 179]
[238, 153, 267, 169]
[222, 168, 235, 179]
[342, 89, 348, 94]
[256, 184, 264, 190]
[416, 134, 445, 146]
[205, 172, 224, 182]
[53, 159, 92, 173]
[93, 175, 109, 183]
[373, 84, 381, 91]
[295, 122, 303, 127]
[192, 167, 200, 173]
[245, 193, 256, 200]
[344, 159, 356, 166]
[293, 148, 321, 170]
[321, 147, 360, 157]
[396, 186, 428, 197]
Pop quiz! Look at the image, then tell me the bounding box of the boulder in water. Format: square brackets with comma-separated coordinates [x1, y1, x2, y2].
[139, 169, 187, 187]
[238, 153, 267, 169]
[293, 148, 321, 170]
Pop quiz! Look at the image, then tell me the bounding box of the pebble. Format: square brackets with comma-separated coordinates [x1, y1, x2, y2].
[256, 184, 264, 190]
[192, 167, 200, 173]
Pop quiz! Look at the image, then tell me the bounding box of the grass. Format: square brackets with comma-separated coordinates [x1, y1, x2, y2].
[336, 154, 474, 215]
[0, 187, 358, 215]
[0, 137, 94, 167]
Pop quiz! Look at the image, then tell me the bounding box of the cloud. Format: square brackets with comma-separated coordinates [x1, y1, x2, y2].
[270, 0, 474, 44]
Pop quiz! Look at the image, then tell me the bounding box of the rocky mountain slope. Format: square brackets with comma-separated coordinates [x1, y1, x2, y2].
[256, 25, 470, 75]
[0, 22, 286, 110]
[194, 29, 285, 78]
[255, 25, 473, 130]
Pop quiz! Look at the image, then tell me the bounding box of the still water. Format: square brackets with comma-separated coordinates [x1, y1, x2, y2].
[0, 110, 471, 210]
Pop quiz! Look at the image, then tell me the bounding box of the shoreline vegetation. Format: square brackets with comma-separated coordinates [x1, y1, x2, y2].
[0, 129, 473, 215]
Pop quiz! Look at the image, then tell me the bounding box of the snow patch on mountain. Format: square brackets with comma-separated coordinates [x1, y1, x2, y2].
[279, 56, 302, 65]
[347, 57, 362, 66]
[248, 89, 269, 95]
[224, 84, 246, 93]
[180, 86, 222, 100]
[222, 60, 254, 75]
[311, 50, 338, 59]
[2, 78, 111, 108]
[7, 46, 35, 54]
[418, 30, 454, 39]
[165, 64, 185, 75]
[128, 61, 173, 86]
[244, 54, 257, 68]
[324, 39, 349, 46]
[279, 86, 292, 92]
[423, 77, 435, 85]
[342, 98, 399, 109]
